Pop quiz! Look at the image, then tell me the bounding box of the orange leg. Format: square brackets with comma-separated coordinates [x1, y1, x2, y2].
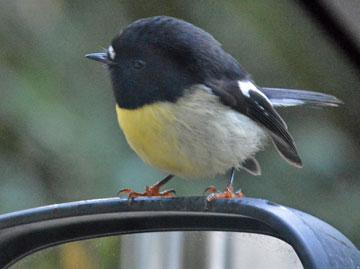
[205, 168, 244, 202]
[118, 175, 176, 199]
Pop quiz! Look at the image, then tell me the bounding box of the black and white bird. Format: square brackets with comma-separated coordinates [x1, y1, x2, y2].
[86, 16, 342, 199]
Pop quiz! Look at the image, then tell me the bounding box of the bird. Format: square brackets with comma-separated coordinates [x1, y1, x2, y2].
[86, 16, 342, 200]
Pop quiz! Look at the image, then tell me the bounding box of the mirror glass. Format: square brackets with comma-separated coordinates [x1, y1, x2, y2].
[12, 231, 303, 269]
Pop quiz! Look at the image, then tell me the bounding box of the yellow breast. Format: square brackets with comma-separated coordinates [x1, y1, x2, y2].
[116, 103, 194, 175]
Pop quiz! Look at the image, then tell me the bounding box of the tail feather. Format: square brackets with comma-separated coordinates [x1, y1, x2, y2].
[261, 87, 343, 107]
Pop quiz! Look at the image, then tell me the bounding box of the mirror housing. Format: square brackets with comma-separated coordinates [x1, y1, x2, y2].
[0, 197, 359, 269]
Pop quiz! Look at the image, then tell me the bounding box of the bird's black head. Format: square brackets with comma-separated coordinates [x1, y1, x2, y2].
[86, 16, 244, 109]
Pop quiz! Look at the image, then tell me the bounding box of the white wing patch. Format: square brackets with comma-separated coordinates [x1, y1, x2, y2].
[238, 79, 287, 128]
[238, 80, 252, 97]
[238, 80, 271, 102]
[108, 45, 116, 60]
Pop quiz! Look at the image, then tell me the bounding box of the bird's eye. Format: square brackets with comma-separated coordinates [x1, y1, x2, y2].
[133, 60, 146, 70]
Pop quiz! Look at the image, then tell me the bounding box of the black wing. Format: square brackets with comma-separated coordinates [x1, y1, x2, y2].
[208, 79, 302, 167]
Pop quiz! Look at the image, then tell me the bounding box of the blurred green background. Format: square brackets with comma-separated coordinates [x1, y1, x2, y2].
[1, 0, 359, 253]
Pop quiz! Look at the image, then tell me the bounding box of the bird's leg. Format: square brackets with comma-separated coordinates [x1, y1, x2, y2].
[118, 174, 176, 198]
[205, 168, 244, 202]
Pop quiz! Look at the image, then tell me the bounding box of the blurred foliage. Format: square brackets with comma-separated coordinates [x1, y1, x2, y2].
[0, 0, 359, 265]
[12, 236, 121, 269]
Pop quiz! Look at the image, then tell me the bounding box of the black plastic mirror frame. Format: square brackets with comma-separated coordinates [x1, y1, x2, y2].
[0, 197, 359, 269]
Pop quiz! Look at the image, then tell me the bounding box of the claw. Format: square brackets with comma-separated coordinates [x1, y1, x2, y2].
[117, 188, 134, 196]
[203, 185, 218, 195]
[117, 176, 176, 199]
[159, 189, 176, 197]
[205, 184, 244, 202]
[117, 187, 176, 198]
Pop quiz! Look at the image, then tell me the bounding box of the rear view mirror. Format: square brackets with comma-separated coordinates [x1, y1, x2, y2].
[1, 197, 359, 269]
[12, 232, 303, 269]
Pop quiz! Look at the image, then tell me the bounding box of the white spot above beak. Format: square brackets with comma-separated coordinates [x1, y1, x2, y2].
[108, 45, 116, 60]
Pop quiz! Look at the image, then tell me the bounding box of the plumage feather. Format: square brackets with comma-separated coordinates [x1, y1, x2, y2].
[209, 79, 302, 168]
[261, 87, 343, 107]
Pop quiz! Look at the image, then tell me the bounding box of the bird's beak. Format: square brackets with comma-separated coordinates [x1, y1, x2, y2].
[85, 52, 112, 64]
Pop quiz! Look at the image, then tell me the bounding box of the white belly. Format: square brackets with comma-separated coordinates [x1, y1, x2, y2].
[170, 86, 268, 178]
